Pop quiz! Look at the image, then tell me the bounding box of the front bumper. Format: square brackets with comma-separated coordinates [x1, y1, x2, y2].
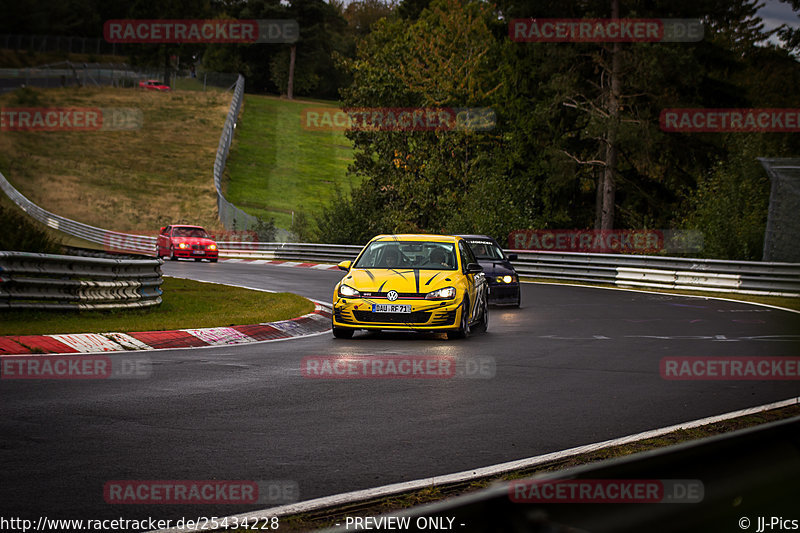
[173, 249, 218, 260]
[487, 282, 520, 305]
[333, 297, 462, 330]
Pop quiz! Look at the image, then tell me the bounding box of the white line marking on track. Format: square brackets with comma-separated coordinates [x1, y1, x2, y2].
[151, 397, 800, 533]
[522, 279, 800, 314]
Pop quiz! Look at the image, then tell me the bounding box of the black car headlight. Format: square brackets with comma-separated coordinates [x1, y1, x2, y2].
[339, 284, 360, 297]
[425, 286, 456, 300]
[497, 275, 517, 284]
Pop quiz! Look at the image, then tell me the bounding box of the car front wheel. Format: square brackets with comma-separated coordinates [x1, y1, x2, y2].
[447, 297, 471, 340]
[474, 290, 488, 333]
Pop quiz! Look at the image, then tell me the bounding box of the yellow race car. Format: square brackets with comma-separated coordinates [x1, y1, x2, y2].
[332, 234, 488, 339]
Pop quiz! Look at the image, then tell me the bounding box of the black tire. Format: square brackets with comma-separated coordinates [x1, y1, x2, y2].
[169, 246, 177, 261]
[447, 297, 471, 340]
[474, 291, 488, 333]
[210, 258, 218, 263]
[194, 258, 202, 262]
[513, 290, 521, 308]
[332, 327, 354, 339]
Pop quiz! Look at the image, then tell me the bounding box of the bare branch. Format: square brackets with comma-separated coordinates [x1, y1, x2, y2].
[561, 150, 607, 167]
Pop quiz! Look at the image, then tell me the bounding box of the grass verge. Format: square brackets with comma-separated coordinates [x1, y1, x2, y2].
[520, 277, 800, 312]
[223, 95, 356, 232]
[0, 194, 102, 250]
[0, 85, 230, 235]
[251, 404, 800, 532]
[0, 277, 315, 335]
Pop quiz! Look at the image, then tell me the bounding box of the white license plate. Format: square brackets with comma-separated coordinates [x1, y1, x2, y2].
[372, 304, 412, 313]
[192, 250, 204, 255]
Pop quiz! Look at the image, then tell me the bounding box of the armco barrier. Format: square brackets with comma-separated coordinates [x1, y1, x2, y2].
[214, 74, 261, 231]
[218, 241, 362, 263]
[0, 251, 163, 310]
[508, 250, 800, 297]
[217, 242, 800, 297]
[319, 415, 800, 533]
[0, 170, 156, 255]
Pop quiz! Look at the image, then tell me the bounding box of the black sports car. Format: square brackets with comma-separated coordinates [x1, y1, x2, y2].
[458, 235, 521, 307]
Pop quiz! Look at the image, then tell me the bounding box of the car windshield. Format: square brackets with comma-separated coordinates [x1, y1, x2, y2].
[353, 241, 457, 270]
[466, 240, 504, 260]
[173, 227, 209, 238]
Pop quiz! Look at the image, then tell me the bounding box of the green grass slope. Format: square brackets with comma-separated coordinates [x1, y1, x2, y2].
[222, 95, 357, 233]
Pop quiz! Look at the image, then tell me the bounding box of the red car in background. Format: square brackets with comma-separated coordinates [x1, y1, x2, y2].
[139, 79, 171, 91]
[156, 225, 218, 262]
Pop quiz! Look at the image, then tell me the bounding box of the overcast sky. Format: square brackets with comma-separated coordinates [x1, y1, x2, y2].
[759, 0, 799, 30]
[756, 0, 798, 48]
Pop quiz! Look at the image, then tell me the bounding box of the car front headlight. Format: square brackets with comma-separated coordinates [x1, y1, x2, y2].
[425, 286, 456, 300]
[497, 275, 516, 283]
[178, 242, 189, 249]
[339, 284, 360, 297]
[208, 244, 217, 250]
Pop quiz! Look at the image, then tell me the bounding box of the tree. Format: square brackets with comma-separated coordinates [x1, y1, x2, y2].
[343, 0, 395, 37]
[327, 0, 502, 240]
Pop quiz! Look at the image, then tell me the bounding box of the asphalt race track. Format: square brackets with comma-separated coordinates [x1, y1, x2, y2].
[1, 261, 799, 526]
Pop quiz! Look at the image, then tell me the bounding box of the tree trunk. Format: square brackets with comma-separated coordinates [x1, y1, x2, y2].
[600, 0, 620, 230]
[594, 168, 604, 229]
[287, 45, 296, 99]
[163, 47, 170, 88]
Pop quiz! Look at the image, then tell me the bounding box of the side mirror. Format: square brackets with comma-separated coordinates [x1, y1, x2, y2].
[160, 227, 166, 233]
[337, 260, 352, 271]
[507, 253, 518, 261]
[466, 262, 483, 274]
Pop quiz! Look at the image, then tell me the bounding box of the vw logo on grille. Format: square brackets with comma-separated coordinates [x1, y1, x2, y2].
[387, 290, 399, 301]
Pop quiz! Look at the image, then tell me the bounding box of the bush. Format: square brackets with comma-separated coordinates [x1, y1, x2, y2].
[680, 145, 770, 261]
[0, 204, 62, 253]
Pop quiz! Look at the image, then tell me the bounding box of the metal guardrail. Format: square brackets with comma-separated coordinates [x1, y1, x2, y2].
[507, 249, 800, 297]
[0, 251, 162, 310]
[217, 242, 800, 297]
[320, 415, 800, 533]
[218, 241, 362, 263]
[2, 160, 797, 297]
[214, 74, 262, 232]
[0, 170, 156, 255]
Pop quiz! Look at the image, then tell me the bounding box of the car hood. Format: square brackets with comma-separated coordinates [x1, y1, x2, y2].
[478, 260, 516, 277]
[342, 268, 458, 294]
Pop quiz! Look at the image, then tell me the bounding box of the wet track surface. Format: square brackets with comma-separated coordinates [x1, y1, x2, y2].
[1, 261, 799, 524]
